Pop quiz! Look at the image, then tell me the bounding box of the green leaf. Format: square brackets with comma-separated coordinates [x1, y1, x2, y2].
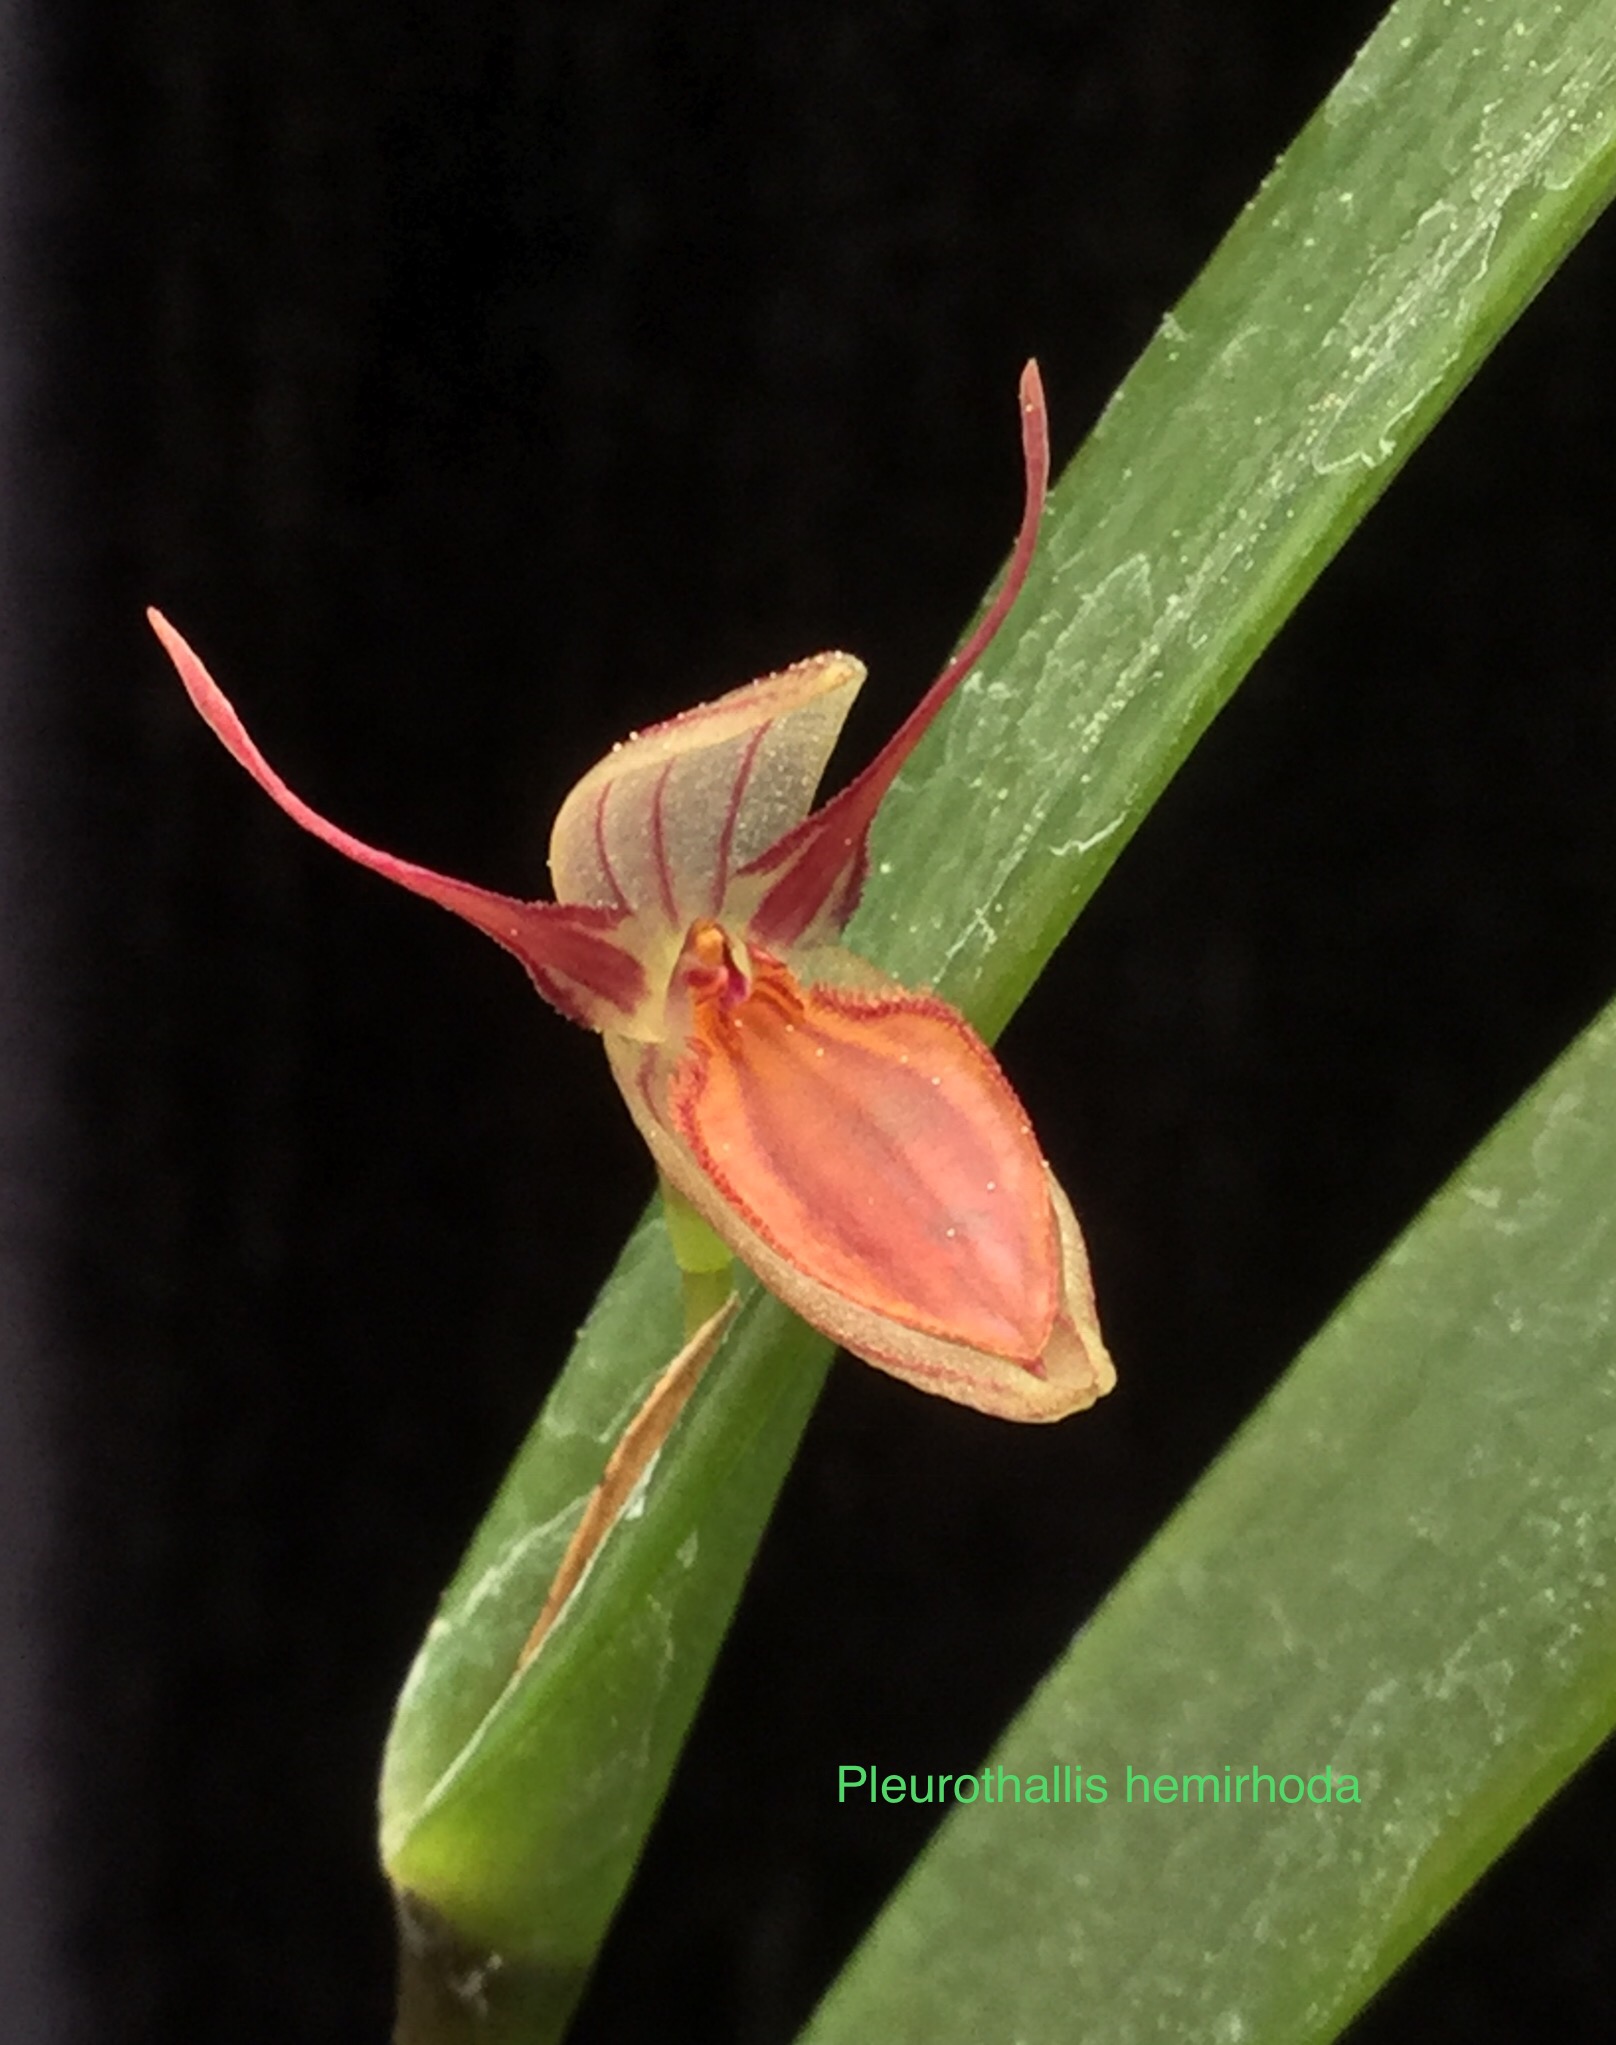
[801, 992, 1616, 2045]
[381, 0, 1616, 2035]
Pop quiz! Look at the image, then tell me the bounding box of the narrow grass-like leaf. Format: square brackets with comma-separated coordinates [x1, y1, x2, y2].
[802, 993, 1616, 2045]
[383, 1, 1616, 2035]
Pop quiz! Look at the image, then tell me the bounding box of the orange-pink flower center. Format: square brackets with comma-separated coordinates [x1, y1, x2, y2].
[666, 928, 1058, 1364]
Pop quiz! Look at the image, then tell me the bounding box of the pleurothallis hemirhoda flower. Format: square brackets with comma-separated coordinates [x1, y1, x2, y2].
[149, 362, 1114, 1423]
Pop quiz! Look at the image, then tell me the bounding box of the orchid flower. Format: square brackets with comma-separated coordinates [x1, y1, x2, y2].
[149, 363, 1113, 1423]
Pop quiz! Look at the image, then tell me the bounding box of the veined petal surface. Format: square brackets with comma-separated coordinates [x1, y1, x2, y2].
[549, 653, 865, 923]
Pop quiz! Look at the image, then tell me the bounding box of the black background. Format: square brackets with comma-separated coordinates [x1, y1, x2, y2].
[10, 2, 1616, 2040]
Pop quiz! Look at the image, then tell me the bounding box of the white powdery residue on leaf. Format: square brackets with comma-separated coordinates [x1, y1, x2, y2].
[1311, 34, 1616, 477]
[1047, 814, 1125, 861]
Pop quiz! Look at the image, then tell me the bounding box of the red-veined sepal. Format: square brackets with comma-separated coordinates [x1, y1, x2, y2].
[604, 930, 1114, 1422]
[548, 652, 866, 926]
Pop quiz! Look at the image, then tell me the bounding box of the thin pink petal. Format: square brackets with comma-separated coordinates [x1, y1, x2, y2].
[745, 361, 1050, 949]
[149, 608, 646, 1028]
